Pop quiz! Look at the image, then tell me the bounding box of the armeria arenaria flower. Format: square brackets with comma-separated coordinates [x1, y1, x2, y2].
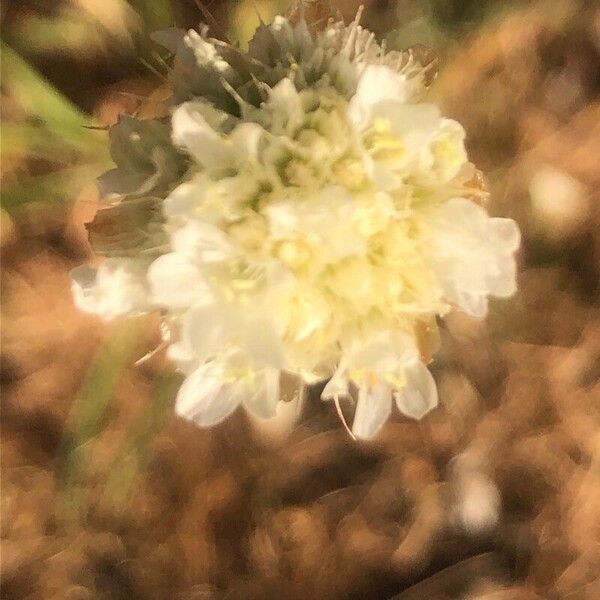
[71, 6, 520, 439]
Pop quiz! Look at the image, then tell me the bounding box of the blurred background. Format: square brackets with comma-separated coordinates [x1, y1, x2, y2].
[1, 1, 599, 598]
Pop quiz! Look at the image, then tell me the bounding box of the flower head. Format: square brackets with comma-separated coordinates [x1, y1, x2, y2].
[72, 8, 520, 439]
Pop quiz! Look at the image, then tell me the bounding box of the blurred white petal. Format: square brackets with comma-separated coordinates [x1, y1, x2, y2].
[349, 65, 410, 128]
[427, 198, 519, 317]
[175, 362, 241, 426]
[490, 217, 521, 252]
[268, 78, 304, 133]
[182, 302, 238, 363]
[345, 331, 418, 374]
[70, 259, 150, 320]
[321, 369, 349, 401]
[172, 221, 235, 262]
[352, 384, 392, 440]
[171, 101, 235, 172]
[244, 368, 280, 420]
[395, 361, 438, 420]
[148, 253, 213, 309]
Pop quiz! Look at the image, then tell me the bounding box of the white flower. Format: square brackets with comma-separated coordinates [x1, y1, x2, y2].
[171, 102, 263, 176]
[73, 10, 520, 438]
[171, 298, 286, 425]
[348, 64, 415, 128]
[394, 361, 439, 421]
[321, 331, 437, 439]
[425, 198, 521, 317]
[147, 251, 212, 310]
[176, 356, 280, 426]
[70, 258, 150, 321]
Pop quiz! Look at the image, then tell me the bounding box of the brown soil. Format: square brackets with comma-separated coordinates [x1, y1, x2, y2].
[1, 1, 600, 598]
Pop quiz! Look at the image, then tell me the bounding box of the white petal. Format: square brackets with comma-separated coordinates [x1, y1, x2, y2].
[352, 384, 392, 440]
[345, 330, 418, 374]
[268, 78, 304, 133]
[70, 264, 99, 314]
[456, 292, 489, 318]
[230, 122, 264, 162]
[172, 221, 235, 262]
[148, 253, 213, 309]
[244, 315, 287, 369]
[166, 172, 259, 226]
[321, 369, 349, 400]
[490, 217, 521, 252]
[395, 361, 438, 420]
[487, 258, 517, 298]
[182, 302, 237, 362]
[382, 102, 442, 145]
[167, 340, 198, 375]
[171, 102, 234, 172]
[287, 289, 331, 342]
[164, 178, 201, 221]
[249, 389, 303, 444]
[366, 157, 404, 191]
[425, 118, 468, 182]
[71, 259, 149, 320]
[98, 261, 150, 318]
[265, 187, 365, 260]
[426, 198, 520, 315]
[175, 362, 241, 426]
[244, 368, 280, 420]
[349, 65, 410, 128]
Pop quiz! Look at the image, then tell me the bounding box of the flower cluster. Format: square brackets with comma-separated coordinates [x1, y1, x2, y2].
[71, 9, 520, 439]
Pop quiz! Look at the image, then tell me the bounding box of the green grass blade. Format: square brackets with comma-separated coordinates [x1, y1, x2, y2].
[1, 42, 104, 146]
[104, 372, 181, 505]
[58, 319, 140, 518]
